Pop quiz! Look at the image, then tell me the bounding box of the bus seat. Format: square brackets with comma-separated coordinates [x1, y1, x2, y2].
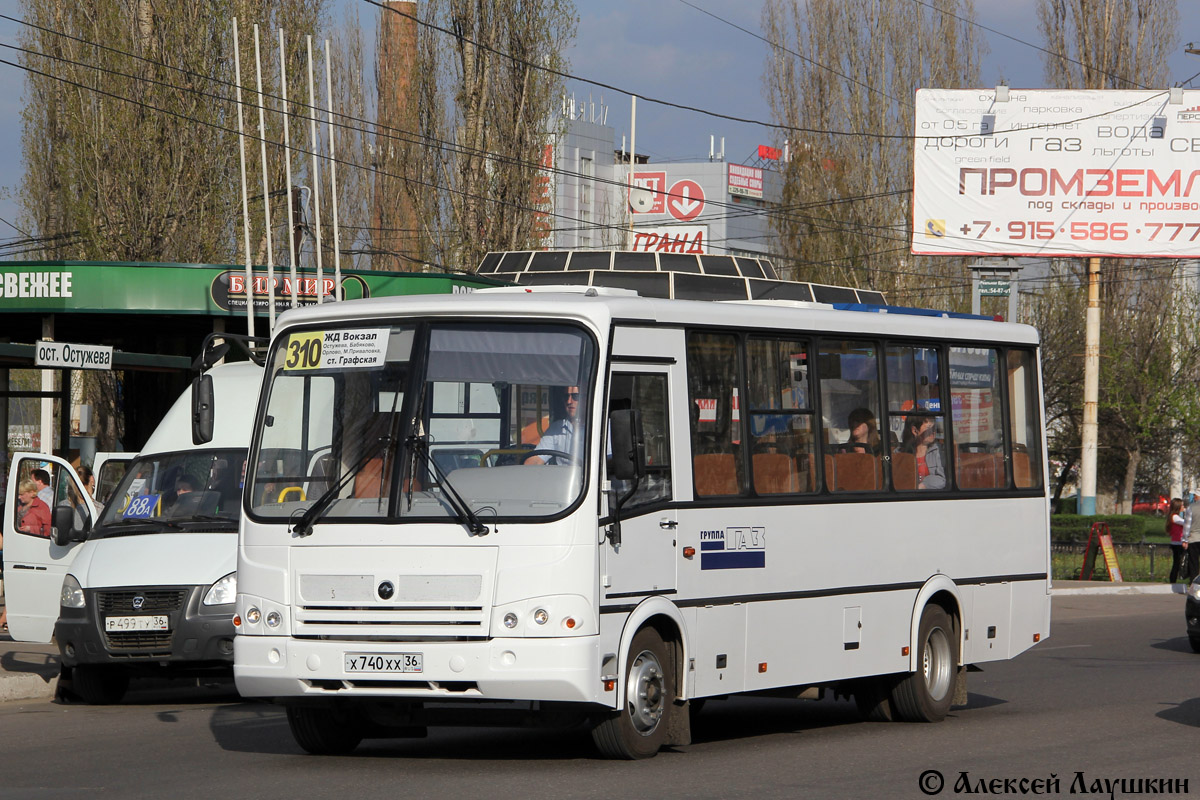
[752, 453, 798, 495]
[832, 452, 881, 491]
[1012, 451, 1032, 488]
[796, 453, 816, 493]
[694, 453, 739, 496]
[957, 452, 1000, 490]
[354, 458, 385, 498]
[824, 454, 835, 492]
[891, 451, 918, 490]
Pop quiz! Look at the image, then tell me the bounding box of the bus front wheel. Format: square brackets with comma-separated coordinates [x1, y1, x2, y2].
[591, 627, 674, 759]
[892, 605, 957, 722]
[287, 705, 364, 755]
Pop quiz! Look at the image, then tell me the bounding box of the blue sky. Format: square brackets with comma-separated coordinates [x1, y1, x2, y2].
[1, 0, 1199, 248]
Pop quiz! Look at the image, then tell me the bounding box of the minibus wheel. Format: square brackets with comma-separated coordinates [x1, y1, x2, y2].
[73, 665, 129, 705]
[892, 605, 956, 722]
[287, 705, 364, 755]
[591, 627, 673, 759]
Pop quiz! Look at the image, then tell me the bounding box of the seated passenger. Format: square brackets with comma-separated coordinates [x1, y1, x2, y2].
[843, 407, 881, 454]
[899, 415, 946, 490]
[525, 385, 582, 466]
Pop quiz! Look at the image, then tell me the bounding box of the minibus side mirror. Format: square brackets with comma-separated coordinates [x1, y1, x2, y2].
[52, 506, 88, 547]
[609, 409, 646, 482]
[192, 374, 214, 445]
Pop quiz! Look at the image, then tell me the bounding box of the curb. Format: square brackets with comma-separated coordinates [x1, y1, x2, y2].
[0, 672, 57, 704]
[1051, 582, 1183, 596]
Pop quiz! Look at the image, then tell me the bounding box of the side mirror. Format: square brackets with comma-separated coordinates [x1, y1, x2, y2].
[609, 409, 646, 482]
[52, 506, 87, 546]
[192, 374, 215, 445]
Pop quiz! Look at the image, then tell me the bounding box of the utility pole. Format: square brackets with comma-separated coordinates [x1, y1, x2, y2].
[1080, 256, 1101, 516]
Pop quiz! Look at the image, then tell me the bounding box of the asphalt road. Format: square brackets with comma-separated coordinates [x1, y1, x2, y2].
[0, 593, 1196, 800]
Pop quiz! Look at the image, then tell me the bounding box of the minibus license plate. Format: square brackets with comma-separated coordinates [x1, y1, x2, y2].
[344, 653, 423, 673]
[105, 615, 169, 632]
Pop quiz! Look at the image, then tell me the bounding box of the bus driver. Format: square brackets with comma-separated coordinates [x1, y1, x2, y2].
[525, 386, 581, 466]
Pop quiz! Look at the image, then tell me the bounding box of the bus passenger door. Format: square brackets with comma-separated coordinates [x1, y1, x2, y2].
[4, 453, 97, 642]
[603, 367, 677, 598]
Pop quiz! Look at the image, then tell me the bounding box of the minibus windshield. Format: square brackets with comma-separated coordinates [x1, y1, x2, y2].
[248, 321, 596, 525]
[93, 449, 248, 535]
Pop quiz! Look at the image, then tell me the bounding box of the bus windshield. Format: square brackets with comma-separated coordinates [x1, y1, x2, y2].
[248, 321, 596, 525]
[93, 449, 247, 535]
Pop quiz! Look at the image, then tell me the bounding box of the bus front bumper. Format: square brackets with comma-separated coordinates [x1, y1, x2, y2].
[234, 635, 605, 705]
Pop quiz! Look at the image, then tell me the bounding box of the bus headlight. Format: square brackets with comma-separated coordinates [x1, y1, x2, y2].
[60, 575, 85, 609]
[503, 612, 519, 629]
[203, 572, 237, 606]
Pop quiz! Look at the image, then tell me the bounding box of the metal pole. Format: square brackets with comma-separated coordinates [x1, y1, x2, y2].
[279, 28, 298, 309]
[1080, 256, 1101, 515]
[253, 25, 276, 331]
[324, 39, 343, 301]
[232, 18, 255, 337]
[626, 95, 636, 250]
[306, 36, 325, 303]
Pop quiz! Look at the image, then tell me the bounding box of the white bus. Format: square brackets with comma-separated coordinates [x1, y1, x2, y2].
[234, 287, 1049, 758]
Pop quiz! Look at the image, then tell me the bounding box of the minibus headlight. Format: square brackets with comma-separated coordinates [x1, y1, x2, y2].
[246, 606, 262, 624]
[503, 612, 519, 629]
[265, 611, 282, 628]
[203, 572, 237, 606]
[60, 574, 85, 609]
[533, 608, 549, 625]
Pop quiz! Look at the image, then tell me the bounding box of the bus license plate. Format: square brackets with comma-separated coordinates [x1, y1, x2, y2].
[105, 615, 169, 632]
[344, 653, 423, 674]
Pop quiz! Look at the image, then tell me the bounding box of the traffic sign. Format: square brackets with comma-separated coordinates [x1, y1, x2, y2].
[666, 179, 705, 222]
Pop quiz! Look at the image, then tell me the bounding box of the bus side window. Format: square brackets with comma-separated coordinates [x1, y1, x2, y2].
[818, 340, 883, 492]
[687, 332, 744, 497]
[1007, 350, 1043, 489]
[609, 372, 672, 508]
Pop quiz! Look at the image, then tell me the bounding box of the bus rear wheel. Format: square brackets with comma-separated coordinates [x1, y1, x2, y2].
[286, 705, 364, 755]
[892, 605, 957, 722]
[591, 627, 674, 759]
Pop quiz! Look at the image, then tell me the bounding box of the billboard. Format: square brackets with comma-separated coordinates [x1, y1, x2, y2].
[913, 88, 1200, 258]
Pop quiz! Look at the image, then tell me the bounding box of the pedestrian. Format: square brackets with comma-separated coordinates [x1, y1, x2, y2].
[32, 468, 52, 506]
[1185, 489, 1200, 582]
[1167, 497, 1188, 584]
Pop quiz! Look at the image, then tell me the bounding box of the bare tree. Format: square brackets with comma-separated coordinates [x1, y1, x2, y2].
[1038, 0, 1178, 88]
[1034, 0, 1183, 511]
[386, 0, 576, 272]
[17, 0, 328, 264]
[761, 0, 984, 306]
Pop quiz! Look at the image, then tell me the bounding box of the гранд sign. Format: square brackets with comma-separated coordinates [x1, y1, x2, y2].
[35, 340, 113, 371]
[913, 88, 1200, 258]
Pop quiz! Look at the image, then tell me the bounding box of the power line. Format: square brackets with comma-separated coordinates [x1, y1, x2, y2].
[904, 0, 1151, 91]
[674, 0, 908, 107]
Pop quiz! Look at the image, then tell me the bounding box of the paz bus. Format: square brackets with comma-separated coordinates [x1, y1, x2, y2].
[233, 285, 1049, 758]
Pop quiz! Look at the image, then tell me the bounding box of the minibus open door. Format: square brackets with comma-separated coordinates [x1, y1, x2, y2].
[3, 453, 97, 642]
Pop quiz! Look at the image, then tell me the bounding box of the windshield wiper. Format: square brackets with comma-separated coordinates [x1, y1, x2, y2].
[174, 514, 238, 528]
[408, 434, 489, 536]
[93, 517, 185, 536]
[290, 436, 393, 538]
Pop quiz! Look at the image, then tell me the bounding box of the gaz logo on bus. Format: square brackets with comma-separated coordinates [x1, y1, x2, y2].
[699, 527, 766, 570]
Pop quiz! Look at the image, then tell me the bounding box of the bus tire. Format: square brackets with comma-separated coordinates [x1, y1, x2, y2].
[73, 665, 129, 705]
[591, 627, 674, 759]
[853, 676, 896, 722]
[286, 705, 364, 755]
[892, 605, 957, 722]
